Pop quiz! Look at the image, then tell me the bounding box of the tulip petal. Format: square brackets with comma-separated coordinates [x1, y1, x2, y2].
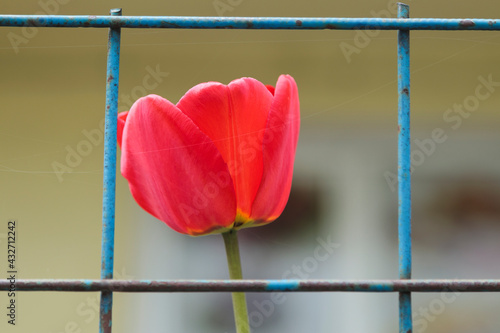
[117, 111, 128, 148]
[120, 95, 237, 235]
[250, 75, 300, 224]
[177, 78, 273, 218]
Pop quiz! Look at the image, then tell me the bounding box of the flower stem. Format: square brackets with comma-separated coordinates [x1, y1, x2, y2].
[222, 230, 250, 333]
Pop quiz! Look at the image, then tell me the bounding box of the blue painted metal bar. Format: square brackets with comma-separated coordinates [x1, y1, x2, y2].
[1, 279, 500, 292]
[0, 15, 499, 30]
[100, 8, 121, 333]
[397, 3, 412, 333]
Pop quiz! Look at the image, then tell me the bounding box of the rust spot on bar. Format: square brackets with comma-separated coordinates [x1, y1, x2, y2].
[358, 282, 370, 290]
[26, 18, 39, 27]
[107, 75, 114, 83]
[398, 125, 401, 133]
[325, 24, 338, 29]
[109, 18, 122, 29]
[100, 291, 113, 332]
[402, 88, 409, 95]
[160, 20, 181, 28]
[459, 20, 475, 28]
[296, 20, 302, 26]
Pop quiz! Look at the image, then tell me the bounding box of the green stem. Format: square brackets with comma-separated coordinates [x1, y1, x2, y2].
[222, 230, 250, 333]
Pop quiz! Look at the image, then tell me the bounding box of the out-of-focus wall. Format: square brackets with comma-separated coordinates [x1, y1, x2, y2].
[1, 0, 500, 332]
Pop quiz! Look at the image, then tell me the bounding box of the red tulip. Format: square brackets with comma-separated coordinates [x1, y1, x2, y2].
[117, 75, 300, 236]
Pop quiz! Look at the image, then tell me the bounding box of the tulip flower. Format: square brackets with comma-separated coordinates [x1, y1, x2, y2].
[117, 75, 299, 333]
[117, 75, 300, 236]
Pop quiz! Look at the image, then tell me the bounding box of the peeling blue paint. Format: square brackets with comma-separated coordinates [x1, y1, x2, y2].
[266, 280, 300, 291]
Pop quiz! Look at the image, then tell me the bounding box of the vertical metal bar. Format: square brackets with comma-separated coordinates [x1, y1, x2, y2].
[397, 3, 412, 333]
[100, 8, 122, 333]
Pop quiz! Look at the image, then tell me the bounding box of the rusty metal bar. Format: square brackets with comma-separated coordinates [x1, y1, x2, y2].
[99, 8, 122, 333]
[1, 279, 500, 292]
[397, 3, 412, 333]
[0, 15, 499, 30]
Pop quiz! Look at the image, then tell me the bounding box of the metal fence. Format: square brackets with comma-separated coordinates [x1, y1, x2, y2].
[2, 3, 500, 333]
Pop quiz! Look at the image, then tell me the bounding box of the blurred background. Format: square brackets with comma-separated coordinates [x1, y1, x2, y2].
[1, 0, 500, 332]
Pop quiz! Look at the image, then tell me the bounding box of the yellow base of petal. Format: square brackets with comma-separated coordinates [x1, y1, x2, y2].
[186, 210, 278, 236]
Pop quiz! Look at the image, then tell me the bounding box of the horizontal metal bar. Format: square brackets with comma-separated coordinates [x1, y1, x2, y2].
[0, 16, 499, 30]
[2, 279, 500, 292]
